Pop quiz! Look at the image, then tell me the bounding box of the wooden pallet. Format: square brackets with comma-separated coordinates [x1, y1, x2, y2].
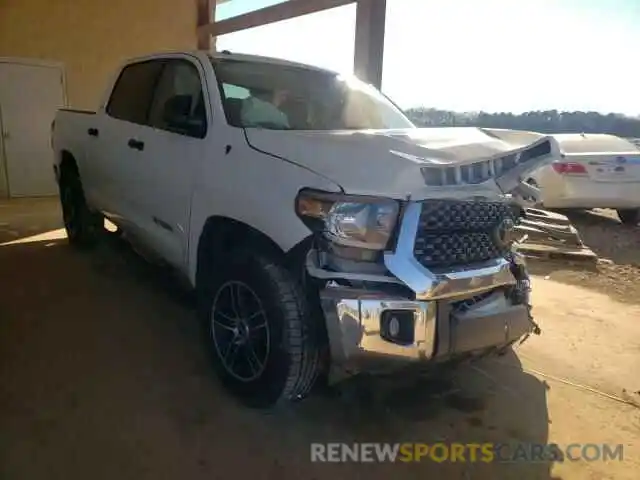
[514, 242, 598, 262]
[514, 208, 598, 262]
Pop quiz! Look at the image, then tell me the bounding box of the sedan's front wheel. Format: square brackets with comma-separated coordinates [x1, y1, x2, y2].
[616, 208, 640, 226]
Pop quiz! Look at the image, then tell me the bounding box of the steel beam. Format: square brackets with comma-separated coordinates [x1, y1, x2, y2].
[197, 0, 216, 50]
[353, 0, 386, 88]
[198, 0, 354, 38]
[198, 0, 387, 89]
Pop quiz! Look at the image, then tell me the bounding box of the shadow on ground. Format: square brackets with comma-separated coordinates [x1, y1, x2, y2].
[0, 220, 556, 479]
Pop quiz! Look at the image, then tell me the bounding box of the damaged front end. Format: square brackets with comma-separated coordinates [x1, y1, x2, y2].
[298, 136, 556, 378]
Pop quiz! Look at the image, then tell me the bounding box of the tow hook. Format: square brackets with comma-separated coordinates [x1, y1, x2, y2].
[530, 318, 542, 335]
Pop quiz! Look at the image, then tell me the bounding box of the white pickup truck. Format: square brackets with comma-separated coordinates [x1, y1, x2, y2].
[52, 50, 558, 408]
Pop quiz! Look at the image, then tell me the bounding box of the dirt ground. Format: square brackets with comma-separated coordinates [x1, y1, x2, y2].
[1, 198, 639, 480]
[526, 208, 640, 305]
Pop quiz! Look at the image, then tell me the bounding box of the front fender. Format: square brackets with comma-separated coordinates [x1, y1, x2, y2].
[186, 138, 342, 285]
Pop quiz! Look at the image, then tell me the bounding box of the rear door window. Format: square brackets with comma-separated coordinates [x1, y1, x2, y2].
[106, 60, 164, 125]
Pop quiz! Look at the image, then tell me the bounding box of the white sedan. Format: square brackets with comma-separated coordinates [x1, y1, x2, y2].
[527, 133, 640, 225]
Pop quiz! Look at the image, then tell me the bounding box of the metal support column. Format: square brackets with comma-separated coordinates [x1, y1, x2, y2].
[197, 0, 216, 51]
[353, 0, 386, 89]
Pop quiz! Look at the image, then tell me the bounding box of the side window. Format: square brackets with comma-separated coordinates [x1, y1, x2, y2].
[106, 61, 164, 124]
[148, 60, 207, 138]
[222, 83, 250, 100]
[221, 83, 250, 126]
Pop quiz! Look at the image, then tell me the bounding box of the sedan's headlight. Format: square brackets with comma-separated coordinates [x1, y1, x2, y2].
[295, 189, 400, 250]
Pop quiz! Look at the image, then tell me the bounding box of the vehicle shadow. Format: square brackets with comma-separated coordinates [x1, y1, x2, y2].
[0, 228, 556, 480]
[92, 236, 557, 479]
[268, 350, 557, 479]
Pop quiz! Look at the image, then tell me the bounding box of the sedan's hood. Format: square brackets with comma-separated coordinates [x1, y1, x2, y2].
[244, 127, 560, 201]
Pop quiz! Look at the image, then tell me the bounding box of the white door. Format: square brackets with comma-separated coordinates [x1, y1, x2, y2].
[135, 58, 210, 269]
[89, 59, 166, 236]
[0, 60, 65, 197]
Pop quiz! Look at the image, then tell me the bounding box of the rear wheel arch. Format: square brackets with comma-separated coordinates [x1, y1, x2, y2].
[58, 151, 102, 248]
[58, 150, 79, 182]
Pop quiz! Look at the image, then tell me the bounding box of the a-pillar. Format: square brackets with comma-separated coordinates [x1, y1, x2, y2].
[353, 0, 386, 89]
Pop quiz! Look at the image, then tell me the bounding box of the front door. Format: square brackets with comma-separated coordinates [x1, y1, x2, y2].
[137, 57, 210, 269]
[0, 61, 64, 197]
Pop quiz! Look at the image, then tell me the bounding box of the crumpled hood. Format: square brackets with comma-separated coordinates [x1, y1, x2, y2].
[244, 127, 558, 200]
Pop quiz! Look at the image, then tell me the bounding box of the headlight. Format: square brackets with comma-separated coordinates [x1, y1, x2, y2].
[295, 189, 400, 250]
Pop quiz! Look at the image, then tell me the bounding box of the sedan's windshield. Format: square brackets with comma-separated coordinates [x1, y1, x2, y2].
[211, 57, 415, 131]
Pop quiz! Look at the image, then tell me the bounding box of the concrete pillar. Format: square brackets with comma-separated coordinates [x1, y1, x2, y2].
[353, 0, 386, 89]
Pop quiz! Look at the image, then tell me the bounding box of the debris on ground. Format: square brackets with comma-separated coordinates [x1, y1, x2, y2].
[525, 208, 640, 304]
[514, 208, 597, 262]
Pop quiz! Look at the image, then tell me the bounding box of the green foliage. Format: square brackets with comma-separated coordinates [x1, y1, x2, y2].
[405, 107, 640, 139]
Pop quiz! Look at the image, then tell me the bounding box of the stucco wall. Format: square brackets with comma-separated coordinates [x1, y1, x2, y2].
[0, 0, 198, 110]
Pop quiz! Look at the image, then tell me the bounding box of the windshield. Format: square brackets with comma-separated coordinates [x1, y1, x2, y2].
[211, 57, 415, 131]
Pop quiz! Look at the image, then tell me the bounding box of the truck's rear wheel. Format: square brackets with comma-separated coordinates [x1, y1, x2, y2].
[59, 170, 103, 248]
[616, 208, 640, 226]
[199, 249, 322, 408]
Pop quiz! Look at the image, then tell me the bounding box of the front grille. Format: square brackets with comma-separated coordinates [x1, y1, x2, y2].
[413, 199, 516, 269]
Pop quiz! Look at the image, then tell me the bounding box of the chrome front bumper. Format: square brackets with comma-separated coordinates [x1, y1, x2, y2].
[317, 202, 535, 374]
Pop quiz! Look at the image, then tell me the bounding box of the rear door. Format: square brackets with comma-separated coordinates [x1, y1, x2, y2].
[86, 60, 164, 228]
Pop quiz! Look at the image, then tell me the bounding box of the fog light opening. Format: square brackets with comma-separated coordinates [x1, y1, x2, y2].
[380, 310, 415, 346]
[389, 316, 400, 336]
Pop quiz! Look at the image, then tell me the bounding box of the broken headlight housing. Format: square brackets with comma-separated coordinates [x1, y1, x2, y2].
[295, 189, 400, 250]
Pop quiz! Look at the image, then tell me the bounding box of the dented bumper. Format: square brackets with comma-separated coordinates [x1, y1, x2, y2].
[314, 202, 536, 374]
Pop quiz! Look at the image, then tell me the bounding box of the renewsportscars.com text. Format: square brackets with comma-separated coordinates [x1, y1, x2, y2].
[310, 442, 624, 463]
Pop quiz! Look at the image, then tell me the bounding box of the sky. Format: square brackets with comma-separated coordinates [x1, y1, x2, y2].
[215, 0, 640, 115]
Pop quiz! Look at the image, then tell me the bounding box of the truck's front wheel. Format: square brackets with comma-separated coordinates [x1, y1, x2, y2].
[199, 249, 323, 408]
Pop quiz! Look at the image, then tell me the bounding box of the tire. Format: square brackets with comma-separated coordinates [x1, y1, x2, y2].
[198, 248, 323, 409]
[616, 209, 640, 226]
[59, 169, 103, 248]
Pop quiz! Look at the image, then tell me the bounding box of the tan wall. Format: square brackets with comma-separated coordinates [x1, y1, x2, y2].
[0, 0, 198, 110]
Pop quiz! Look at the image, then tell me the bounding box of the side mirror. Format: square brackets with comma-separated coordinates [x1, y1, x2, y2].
[162, 95, 206, 137]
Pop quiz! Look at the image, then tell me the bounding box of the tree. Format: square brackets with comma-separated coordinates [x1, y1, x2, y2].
[404, 107, 640, 139]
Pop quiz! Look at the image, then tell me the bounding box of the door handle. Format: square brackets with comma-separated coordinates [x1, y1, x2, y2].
[87, 127, 99, 137]
[127, 138, 145, 151]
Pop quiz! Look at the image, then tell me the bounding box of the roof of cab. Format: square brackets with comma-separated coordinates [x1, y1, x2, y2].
[209, 50, 337, 74]
[121, 50, 339, 76]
